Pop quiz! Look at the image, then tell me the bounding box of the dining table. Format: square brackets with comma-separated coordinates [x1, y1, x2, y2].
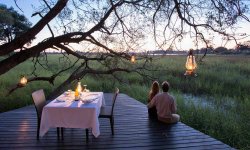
[39, 91, 105, 138]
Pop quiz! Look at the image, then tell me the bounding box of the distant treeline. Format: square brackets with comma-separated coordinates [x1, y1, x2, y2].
[145, 47, 250, 55]
[35, 46, 250, 55]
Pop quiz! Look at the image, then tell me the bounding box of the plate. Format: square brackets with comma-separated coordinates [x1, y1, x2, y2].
[80, 97, 98, 103]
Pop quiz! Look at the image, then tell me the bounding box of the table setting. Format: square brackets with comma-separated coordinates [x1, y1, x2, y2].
[40, 87, 105, 138]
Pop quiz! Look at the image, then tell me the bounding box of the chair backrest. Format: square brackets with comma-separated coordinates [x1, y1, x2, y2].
[32, 89, 46, 119]
[111, 88, 119, 116]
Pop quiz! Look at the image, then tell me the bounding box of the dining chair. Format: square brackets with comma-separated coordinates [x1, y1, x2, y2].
[99, 88, 119, 135]
[32, 89, 60, 140]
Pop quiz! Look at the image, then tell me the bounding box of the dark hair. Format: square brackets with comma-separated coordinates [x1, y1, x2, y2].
[162, 81, 170, 92]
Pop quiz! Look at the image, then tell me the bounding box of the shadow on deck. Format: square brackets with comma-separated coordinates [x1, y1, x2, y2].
[0, 93, 232, 149]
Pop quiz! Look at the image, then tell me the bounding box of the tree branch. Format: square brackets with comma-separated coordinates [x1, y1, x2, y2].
[0, 0, 68, 55]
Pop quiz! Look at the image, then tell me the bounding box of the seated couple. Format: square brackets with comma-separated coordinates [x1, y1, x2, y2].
[147, 81, 180, 124]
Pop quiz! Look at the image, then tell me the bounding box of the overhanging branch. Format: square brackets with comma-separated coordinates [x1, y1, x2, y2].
[0, 0, 68, 55]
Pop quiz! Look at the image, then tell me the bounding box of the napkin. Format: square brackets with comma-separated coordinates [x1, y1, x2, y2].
[80, 97, 98, 103]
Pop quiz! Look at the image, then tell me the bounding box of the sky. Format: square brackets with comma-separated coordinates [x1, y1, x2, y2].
[1, 0, 250, 51]
[0, 0, 53, 46]
[0, 0, 40, 23]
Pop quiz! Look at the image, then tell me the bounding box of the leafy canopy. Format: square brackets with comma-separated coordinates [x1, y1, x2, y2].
[0, 4, 32, 43]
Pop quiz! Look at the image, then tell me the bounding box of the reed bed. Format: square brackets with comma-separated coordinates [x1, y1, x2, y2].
[0, 54, 249, 149]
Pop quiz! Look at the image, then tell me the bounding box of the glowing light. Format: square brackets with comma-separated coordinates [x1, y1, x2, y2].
[75, 80, 82, 99]
[131, 55, 136, 63]
[184, 49, 197, 76]
[19, 75, 28, 86]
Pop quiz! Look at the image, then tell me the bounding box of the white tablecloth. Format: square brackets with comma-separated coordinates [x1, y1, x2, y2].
[40, 92, 105, 138]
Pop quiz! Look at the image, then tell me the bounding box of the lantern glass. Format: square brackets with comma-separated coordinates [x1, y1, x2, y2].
[131, 55, 136, 63]
[185, 55, 197, 70]
[19, 76, 28, 86]
[184, 50, 197, 76]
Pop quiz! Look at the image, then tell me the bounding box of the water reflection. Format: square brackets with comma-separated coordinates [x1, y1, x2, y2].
[182, 94, 236, 110]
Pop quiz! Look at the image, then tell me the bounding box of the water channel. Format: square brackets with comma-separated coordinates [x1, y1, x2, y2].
[182, 94, 236, 111]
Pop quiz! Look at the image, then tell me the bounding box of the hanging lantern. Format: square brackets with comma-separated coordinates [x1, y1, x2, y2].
[184, 49, 197, 76]
[75, 80, 82, 99]
[19, 75, 28, 86]
[131, 54, 136, 63]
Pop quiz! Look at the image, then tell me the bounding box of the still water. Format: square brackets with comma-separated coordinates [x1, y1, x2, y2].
[182, 94, 236, 110]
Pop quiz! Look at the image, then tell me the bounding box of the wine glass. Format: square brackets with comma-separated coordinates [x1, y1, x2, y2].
[83, 85, 87, 92]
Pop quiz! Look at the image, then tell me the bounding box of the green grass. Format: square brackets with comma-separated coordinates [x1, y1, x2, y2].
[0, 54, 250, 149]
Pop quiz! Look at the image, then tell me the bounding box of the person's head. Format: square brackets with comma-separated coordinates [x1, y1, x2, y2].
[151, 81, 160, 93]
[162, 81, 170, 92]
[148, 81, 159, 102]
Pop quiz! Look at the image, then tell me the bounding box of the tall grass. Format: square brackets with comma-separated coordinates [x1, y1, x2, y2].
[0, 54, 249, 149]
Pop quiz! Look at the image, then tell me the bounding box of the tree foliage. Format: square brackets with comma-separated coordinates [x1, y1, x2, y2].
[237, 40, 250, 51]
[0, 0, 249, 98]
[0, 4, 31, 43]
[214, 46, 228, 53]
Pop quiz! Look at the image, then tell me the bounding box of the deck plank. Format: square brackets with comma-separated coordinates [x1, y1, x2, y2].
[0, 93, 233, 149]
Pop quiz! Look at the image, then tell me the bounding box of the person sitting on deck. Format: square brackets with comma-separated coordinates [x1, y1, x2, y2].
[147, 81, 160, 119]
[147, 81, 180, 124]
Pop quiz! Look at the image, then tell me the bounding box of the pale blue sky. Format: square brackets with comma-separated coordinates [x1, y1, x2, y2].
[0, 0, 40, 24]
[0, 0, 54, 46]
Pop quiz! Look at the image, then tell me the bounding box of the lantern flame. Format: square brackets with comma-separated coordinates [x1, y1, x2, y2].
[184, 49, 197, 76]
[131, 55, 136, 63]
[185, 56, 197, 71]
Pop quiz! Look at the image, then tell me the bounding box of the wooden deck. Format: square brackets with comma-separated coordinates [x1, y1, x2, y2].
[0, 93, 232, 149]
